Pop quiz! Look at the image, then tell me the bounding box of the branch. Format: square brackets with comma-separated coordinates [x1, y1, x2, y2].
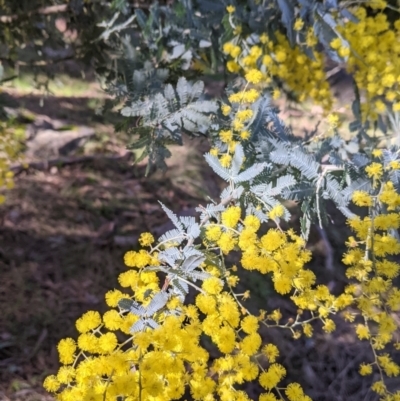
[0, 4, 68, 23]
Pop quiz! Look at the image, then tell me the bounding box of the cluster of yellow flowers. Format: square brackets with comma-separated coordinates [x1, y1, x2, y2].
[44, 76, 400, 400]
[211, 83, 262, 165]
[0, 121, 20, 203]
[44, 226, 317, 401]
[204, 207, 353, 339]
[223, 31, 332, 110]
[43, 4, 400, 398]
[223, 2, 400, 122]
[336, 7, 400, 120]
[46, 171, 400, 400]
[344, 156, 400, 399]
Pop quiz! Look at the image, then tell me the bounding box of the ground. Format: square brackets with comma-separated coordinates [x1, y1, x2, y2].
[0, 72, 398, 401]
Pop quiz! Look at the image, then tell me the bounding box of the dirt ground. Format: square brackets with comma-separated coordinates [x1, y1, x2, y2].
[0, 76, 399, 401]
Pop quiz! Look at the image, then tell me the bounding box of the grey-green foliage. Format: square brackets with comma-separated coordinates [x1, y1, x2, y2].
[206, 84, 389, 237]
[97, 0, 400, 235]
[98, 0, 367, 173]
[245, 92, 400, 233]
[121, 76, 218, 174]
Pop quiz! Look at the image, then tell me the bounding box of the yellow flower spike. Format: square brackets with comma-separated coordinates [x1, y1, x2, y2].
[303, 323, 313, 337]
[338, 45, 350, 58]
[226, 5, 235, 13]
[56, 366, 75, 384]
[124, 250, 137, 267]
[205, 224, 222, 242]
[43, 375, 60, 393]
[259, 369, 281, 390]
[232, 118, 244, 131]
[103, 310, 123, 331]
[226, 274, 239, 287]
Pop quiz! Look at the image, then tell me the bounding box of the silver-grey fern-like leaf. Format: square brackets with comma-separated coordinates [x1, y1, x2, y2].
[130, 319, 146, 333]
[146, 291, 169, 316]
[204, 153, 232, 181]
[176, 76, 188, 105]
[130, 302, 146, 316]
[170, 278, 189, 297]
[233, 186, 245, 199]
[233, 163, 268, 184]
[220, 186, 233, 200]
[181, 254, 205, 272]
[187, 223, 201, 238]
[337, 206, 357, 219]
[383, 149, 398, 165]
[182, 247, 203, 258]
[324, 176, 346, 207]
[186, 270, 212, 281]
[180, 216, 196, 228]
[341, 178, 371, 202]
[121, 99, 152, 117]
[158, 247, 181, 267]
[290, 149, 320, 180]
[189, 80, 205, 101]
[164, 83, 177, 112]
[196, 203, 226, 220]
[158, 228, 185, 245]
[231, 144, 245, 177]
[251, 174, 295, 197]
[159, 202, 184, 232]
